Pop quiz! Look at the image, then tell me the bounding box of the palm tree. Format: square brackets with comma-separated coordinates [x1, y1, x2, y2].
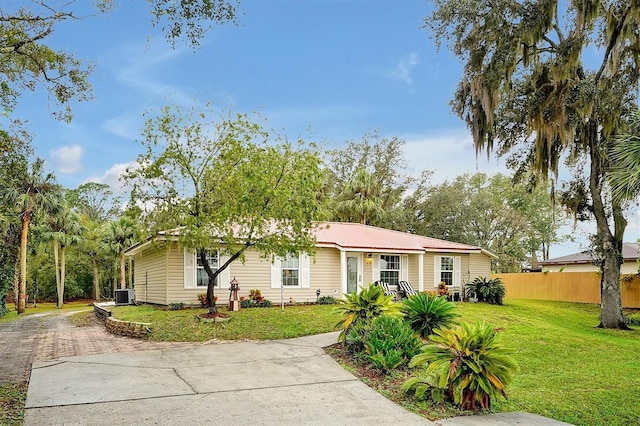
[0, 159, 62, 313]
[102, 216, 139, 290]
[610, 110, 640, 203]
[41, 206, 85, 307]
[335, 168, 383, 225]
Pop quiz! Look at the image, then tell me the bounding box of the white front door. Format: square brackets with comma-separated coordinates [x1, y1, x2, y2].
[346, 255, 361, 294]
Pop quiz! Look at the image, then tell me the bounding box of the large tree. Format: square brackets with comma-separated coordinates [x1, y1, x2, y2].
[427, 0, 640, 328]
[125, 106, 327, 309]
[0, 158, 62, 313]
[0, 0, 240, 120]
[41, 206, 84, 307]
[326, 132, 414, 227]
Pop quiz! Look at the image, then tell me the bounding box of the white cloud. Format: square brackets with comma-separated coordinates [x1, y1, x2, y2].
[49, 145, 85, 174]
[387, 52, 419, 86]
[83, 162, 136, 194]
[402, 129, 504, 183]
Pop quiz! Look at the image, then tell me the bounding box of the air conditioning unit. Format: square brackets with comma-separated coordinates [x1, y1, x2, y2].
[114, 289, 135, 306]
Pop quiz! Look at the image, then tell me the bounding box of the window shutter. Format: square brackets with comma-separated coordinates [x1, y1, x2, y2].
[184, 249, 196, 289]
[433, 255, 441, 287]
[454, 256, 461, 287]
[301, 253, 310, 288]
[372, 254, 380, 283]
[401, 255, 409, 281]
[219, 254, 231, 289]
[270, 256, 282, 288]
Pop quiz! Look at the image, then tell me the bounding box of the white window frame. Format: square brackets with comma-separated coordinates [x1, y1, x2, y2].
[281, 253, 300, 287]
[271, 253, 310, 289]
[184, 249, 230, 289]
[434, 255, 461, 287]
[197, 251, 220, 288]
[379, 254, 401, 286]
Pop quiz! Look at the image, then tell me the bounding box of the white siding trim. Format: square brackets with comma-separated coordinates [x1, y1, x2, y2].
[433, 255, 441, 287]
[372, 254, 380, 283]
[418, 254, 424, 291]
[454, 256, 461, 287]
[340, 250, 347, 294]
[301, 253, 310, 288]
[270, 256, 282, 288]
[184, 249, 196, 289]
[219, 254, 231, 289]
[401, 255, 409, 281]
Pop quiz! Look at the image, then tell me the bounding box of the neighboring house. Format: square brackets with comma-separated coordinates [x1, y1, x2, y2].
[538, 243, 640, 274]
[125, 222, 495, 306]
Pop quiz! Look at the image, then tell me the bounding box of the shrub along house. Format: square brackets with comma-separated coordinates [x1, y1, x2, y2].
[125, 222, 495, 306]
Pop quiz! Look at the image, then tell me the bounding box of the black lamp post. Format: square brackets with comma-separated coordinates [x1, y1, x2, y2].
[316, 288, 321, 303]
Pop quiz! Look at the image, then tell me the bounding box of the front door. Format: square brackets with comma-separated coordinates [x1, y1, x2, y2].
[346, 256, 359, 294]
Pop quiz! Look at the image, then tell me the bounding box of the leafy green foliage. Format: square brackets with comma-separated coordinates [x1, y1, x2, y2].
[318, 295, 337, 305]
[465, 277, 506, 305]
[364, 315, 421, 373]
[402, 292, 459, 338]
[407, 321, 517, 411]
[625, 312, 640, 326]
[168, 302, 185, 311]
[333, 283, 400, 343]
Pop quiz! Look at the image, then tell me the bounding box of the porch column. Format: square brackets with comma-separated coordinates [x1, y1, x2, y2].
[418, 253, 424, 291]
[340, 249, 347, 295]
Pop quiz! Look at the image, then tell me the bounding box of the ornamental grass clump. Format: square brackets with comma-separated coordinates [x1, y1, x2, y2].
[404, 321, 517, 411]
[334, 282, 400, 344]
[402, 292, 459, 339]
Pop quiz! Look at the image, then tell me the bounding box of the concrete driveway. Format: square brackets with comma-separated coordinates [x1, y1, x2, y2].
[25, 332, 432, 425]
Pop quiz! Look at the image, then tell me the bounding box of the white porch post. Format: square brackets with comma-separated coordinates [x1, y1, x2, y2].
[418, 253, 424, 291]
[340, 249, 347, 295]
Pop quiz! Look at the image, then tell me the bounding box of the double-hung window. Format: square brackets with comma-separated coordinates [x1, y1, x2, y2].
[379, 255, 400, 286]
[281, 253, 300, 287]
[196, 251, 219, 287]
[439, 256, 454, 286]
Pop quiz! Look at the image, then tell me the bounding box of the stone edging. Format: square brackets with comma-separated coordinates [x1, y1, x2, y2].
[93, 302, 151, 338]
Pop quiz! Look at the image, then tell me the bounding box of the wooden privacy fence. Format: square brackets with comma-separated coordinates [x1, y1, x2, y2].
[492, 272, 640, 309]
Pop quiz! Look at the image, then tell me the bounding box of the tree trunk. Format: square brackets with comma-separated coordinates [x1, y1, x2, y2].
[53, 240, 60, 303]
[57, 246, 66, 308]
[18, 212, 30, 314]
[13, 256, 19, 312]
[93, 259, 100, 301]
[588, 120, 628, 329]
[119, 250, 126, 289]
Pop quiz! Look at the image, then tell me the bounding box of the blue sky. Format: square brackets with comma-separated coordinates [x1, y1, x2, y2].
[14, 0, 640, 257]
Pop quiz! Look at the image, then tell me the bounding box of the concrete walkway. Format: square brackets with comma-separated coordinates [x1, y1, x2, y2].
[25, 331, 571, 426]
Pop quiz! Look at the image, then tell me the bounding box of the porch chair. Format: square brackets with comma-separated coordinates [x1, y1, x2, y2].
[374, 280, 397, 300]
[398, 280, 417, 298]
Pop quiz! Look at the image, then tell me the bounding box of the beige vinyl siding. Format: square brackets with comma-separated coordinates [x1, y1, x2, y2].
[423, 254, 435, 287]
[407, 255, 420, 286]
[133, 247, 169, 305]
[469, 252, 491, 279]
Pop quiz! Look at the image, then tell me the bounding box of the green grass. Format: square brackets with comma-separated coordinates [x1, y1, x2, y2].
[0, 383, 26, 426]
[452, 300, 640, 426]
[112, 304, 341, 342]
[0, 301, 94, 324]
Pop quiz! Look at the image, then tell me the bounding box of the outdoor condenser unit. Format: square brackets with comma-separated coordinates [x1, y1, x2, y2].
[114, 289, 136, 306]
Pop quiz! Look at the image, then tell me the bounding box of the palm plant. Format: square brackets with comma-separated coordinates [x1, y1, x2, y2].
[334, 282, 400, 343]
[609, 109, 640, 203]
[0, 159, 62, 313]
[465, 276, 506, 305]
[102, 216, 140, 290]
[41, 206, 85, 307]
[335, 168, 384, 225]
[402, 292, 459, 339]
[405, 321, 517, 410]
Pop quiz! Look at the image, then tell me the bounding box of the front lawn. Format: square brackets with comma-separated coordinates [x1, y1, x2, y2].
[329, 299, 640, 426]
[0, 301, 94, 324]
[112, 303, 340, 342]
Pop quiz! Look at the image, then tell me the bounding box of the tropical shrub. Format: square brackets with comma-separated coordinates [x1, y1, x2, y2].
[334, 282, 400, 343]
[168, 302, 185, 311]
[436, 282, 450, 297]
[625, 312, 640, 326]
[345, 320, 371, 354]
[402, 292, 459, 339]
[364, 315, 421, 372]
[405, 321, 517, 410]
[318, 295, 337, 305]
[465, 277, 506, 305]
